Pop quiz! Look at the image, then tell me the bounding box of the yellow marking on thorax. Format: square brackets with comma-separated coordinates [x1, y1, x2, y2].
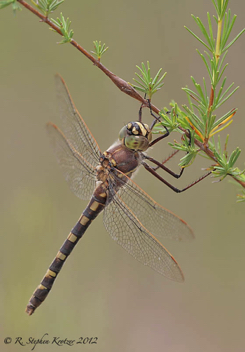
[46, 269, 56, 278]
[80, 216, 90, 225]
[124, 166, 138, 175]
[110, 158, 117, 167]
[68, 232, 77, 243]
[56, 251, 66, 261]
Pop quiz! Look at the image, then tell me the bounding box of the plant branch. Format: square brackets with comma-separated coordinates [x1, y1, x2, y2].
[17, 0, 149, 105]
[16, 0, 245, 190]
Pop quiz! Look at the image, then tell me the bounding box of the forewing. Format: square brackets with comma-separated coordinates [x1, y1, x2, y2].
[55, 74, 101, 168]
[109, 169, 194, 241]
[103, 184, 184, 282]
[47, 123, 97, 200]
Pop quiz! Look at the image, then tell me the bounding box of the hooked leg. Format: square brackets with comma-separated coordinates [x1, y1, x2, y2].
[142, 160, 211, 193]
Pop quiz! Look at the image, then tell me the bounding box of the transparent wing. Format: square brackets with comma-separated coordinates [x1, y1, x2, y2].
[47, 123, 97, 200]
[55, 74, 101, 168]
[108, 169, 194, 241]
[104, 182, 184, 282]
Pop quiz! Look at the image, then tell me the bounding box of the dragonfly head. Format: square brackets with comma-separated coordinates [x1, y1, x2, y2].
[119, 122, 152, 151]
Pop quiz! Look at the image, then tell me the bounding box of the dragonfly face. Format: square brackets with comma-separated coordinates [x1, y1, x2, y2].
[25, 74, 194, 316]
[119, 121, 152, 152]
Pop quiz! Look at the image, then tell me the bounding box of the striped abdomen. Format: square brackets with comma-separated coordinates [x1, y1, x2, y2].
[25, 185, 107, 315]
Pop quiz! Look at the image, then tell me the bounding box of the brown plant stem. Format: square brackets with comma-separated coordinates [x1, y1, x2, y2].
[18, 0, 148, 104]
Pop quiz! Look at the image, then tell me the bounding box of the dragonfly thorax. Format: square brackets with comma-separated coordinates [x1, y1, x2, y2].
[119, 122, 152, 152]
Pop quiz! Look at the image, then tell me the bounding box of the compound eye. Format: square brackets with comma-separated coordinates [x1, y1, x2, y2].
[124, 135, 150, 151]
[118, 126, 128, 140]
[143, 123, 150, 133]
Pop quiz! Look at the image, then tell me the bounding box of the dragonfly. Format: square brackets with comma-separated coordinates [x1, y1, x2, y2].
[26, 74, 196, 316]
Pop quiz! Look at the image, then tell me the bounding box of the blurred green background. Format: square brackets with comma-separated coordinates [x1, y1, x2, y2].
[1, 0, 245, 351]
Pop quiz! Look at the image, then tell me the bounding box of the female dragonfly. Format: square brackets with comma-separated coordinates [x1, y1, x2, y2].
[26, 74, 195, 315]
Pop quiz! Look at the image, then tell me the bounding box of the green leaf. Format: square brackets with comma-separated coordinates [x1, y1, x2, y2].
[31, 0, 64, 16]
[184, 25, 212, 52]
[211, 108, 235, 130]
[132, 61, 166, 99]
[197, 50, 212, 80]
[51, 12, 74, 44]
[223, 28, 245, 52]
[192, 15, 213, 50]
[0, 0, 21, 11]
[91, 40, 108, 60]
[0, 0, 15, 9]
[216, 85, 239, 109]
[211, 0, 219, 16]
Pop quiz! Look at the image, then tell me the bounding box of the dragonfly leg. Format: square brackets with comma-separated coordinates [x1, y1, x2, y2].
[148, 101, 169, 137]
[148, 128, 192, 176]
[151, 149, 180, 171]
[143, 154, 184, 179]
[138, 98, 169, 138]
[142, 161, 211, 193]
[138, 104, 143, 123]
[149, 131, 170, 147]
[138, 93, 147, 123]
